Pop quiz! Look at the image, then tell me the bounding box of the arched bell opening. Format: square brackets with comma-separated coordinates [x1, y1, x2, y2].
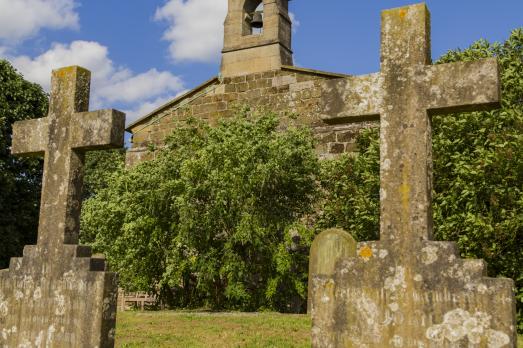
[243, 0, 264, 36]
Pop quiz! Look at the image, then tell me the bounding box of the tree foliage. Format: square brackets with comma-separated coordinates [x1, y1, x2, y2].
[81, 110, 319, 312]
[318, 29, 523, 331]
[83, 149, 126, 200]
[0, 60, 47, 269]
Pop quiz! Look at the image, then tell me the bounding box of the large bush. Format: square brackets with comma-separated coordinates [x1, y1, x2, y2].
[81, 110, 319, 312]
[319, 29, 523, 331]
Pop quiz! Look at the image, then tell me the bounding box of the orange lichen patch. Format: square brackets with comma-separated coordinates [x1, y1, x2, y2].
[399, 167, 411, 214]
[55, 66, 77, 78]
[399, 9, 408, 20]
[324, 279, 335, 290]
[54, 66, 91, 80]
[359, 246, 373, 260]
[399, 182, 410, 211]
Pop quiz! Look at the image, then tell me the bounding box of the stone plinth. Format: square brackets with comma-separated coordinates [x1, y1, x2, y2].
[311, 240, 516, 347]
[0, 246, 117, 346]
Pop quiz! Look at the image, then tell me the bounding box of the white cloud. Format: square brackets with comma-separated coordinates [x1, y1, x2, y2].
[11, 41, 114, 90]
[99, 69, 183, 104]
[154, 0, 228, 63]
[9, 40, 185, 126]
[289, 12, 300, 32]
[0, 0, 79, 42]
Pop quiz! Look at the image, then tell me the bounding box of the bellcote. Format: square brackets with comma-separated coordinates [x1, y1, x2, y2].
[221, 0, 293, 78]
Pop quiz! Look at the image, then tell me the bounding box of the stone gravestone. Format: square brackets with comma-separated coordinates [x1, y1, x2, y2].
[307, 229, 356, 314]
[0, 66, 125, 347]
[311, 3, 517, 347]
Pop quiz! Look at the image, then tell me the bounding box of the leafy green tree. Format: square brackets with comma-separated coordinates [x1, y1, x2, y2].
[319, 29, 523, 331]
[81, 110, 319, 312]
[83, 149, 126, 199]
[0, 60, 47, 269]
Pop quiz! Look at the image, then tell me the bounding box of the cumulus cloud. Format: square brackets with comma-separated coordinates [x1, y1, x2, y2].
[11, 41, 114, 90]
[9, 40, 185, 125]
[0, 0, 79, 42]
[99, 69, 183, 104]
[154, 0, 228, 63]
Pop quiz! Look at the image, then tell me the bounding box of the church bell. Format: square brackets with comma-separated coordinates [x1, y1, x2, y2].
[250, 11, 264, 28]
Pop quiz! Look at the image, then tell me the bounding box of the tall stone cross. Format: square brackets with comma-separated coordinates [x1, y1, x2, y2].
[311, 4, 517, 347]
[0, 66, 124, 347]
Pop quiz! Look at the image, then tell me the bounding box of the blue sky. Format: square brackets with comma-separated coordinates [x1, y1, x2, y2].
[0, 0, 521, 126]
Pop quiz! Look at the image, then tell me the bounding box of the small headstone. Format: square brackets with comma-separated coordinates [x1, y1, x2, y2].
[307, 228, 357, 314]
[0, 66, 125, 347]
[311, 3, 517, 347]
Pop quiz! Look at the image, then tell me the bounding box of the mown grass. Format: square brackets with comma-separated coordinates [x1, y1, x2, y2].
[116, 312, 522, 348]
[116, 311, 311, 348]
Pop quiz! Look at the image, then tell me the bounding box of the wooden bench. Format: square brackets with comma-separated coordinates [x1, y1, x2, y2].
[117, 289, 158, 311]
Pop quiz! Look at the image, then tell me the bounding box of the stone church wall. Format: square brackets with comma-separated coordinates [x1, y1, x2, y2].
[126, 67, 377, 166]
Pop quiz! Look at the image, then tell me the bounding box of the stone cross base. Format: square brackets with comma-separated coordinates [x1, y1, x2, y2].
[311, 240, 517, 348]
[0, 245, 118, 347]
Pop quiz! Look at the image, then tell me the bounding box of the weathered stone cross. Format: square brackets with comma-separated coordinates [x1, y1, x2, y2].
[322, 3, 500, 246]
[12, 66, 125, 249]
[312, 4, 516, 347]
[0, 66, 123, 347]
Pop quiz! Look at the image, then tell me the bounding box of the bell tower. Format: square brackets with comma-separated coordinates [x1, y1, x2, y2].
[221, 0, 293, 78]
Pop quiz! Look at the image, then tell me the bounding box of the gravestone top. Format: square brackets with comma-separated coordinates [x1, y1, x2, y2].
[307, 228, 356, 313]
[311, 4, 516, 347]
[1, 66, 123, 347]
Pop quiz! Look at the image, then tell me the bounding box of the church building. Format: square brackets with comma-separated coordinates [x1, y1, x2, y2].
[125, 0, 376, 166]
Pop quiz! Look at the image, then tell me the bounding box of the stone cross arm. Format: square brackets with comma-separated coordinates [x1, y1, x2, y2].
[11, 117, 48, 156]
[320, 73, 381, 123]
[426, 58, 500, 114]
[320, 58, 500, 124]
[12, 109, 124, 156]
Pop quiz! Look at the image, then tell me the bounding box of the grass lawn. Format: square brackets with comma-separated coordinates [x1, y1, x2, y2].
[116, 311, 311, 348]
[116, 312, 521, 348]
